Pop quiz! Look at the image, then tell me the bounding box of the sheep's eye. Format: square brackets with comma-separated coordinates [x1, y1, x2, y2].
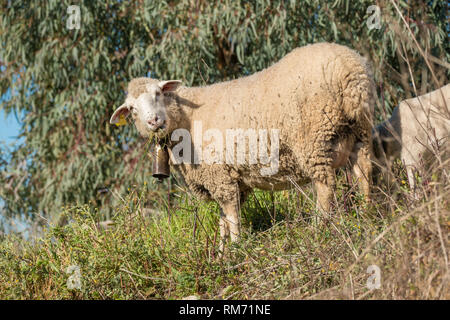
[155, 91, 161, 98]
[131, 107, 138, 115]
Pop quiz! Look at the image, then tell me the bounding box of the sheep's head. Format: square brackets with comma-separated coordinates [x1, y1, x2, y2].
[372, 125, 399, 169]
[110, 80, 182, 139]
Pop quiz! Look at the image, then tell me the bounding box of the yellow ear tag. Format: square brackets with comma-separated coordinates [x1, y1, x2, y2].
[115, 114, 127, 127]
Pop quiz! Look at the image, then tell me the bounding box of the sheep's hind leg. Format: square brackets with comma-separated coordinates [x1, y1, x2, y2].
[350, 142, 372, 201]
[312, 163, 336, 224]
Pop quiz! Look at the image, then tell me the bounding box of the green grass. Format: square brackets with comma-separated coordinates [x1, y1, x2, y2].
[0, 165, 448, 299]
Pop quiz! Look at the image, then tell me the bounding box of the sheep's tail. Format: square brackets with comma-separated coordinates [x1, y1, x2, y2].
[337, 55, 377, 156]
[341, 59, 376, 125]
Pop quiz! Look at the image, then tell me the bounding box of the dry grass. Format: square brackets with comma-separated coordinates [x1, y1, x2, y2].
[0, 152, 448, 299]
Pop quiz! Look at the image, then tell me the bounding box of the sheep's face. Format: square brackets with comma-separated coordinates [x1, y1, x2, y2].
[110, 80, 181, 138]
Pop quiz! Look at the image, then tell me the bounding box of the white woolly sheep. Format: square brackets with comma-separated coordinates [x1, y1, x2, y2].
[110, 42, 375, 251]
[373, 84, 450, 196]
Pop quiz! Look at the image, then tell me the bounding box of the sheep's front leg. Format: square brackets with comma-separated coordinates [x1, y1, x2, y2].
[218, 198, 241, 254]
[402, 151, 420, 200]
[314, 181, 333, 213]
[404, 163, 419, 200]
[218, 209, 229, 254]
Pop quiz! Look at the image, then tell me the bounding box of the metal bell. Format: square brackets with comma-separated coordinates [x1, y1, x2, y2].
[152, 143, 170, 181]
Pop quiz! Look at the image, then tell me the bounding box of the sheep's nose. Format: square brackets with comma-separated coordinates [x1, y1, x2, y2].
[148, 116, 159, 126]
[148, 116, 165, 129]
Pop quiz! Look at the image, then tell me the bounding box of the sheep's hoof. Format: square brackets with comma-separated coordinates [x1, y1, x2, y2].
[310, 214, 320, 227]
[310, 209, 332, 228]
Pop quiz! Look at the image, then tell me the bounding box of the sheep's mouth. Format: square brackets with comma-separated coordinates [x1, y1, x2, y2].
[148, 125, 169, 139]
[148, 124, 166, 132]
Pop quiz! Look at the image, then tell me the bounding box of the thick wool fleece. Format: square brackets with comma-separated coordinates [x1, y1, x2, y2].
[125, 43, 374, 205]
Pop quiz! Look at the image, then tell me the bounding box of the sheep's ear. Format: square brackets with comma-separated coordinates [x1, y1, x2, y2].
[110, 103, 131, 125]
[158, 80, 182, 93]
